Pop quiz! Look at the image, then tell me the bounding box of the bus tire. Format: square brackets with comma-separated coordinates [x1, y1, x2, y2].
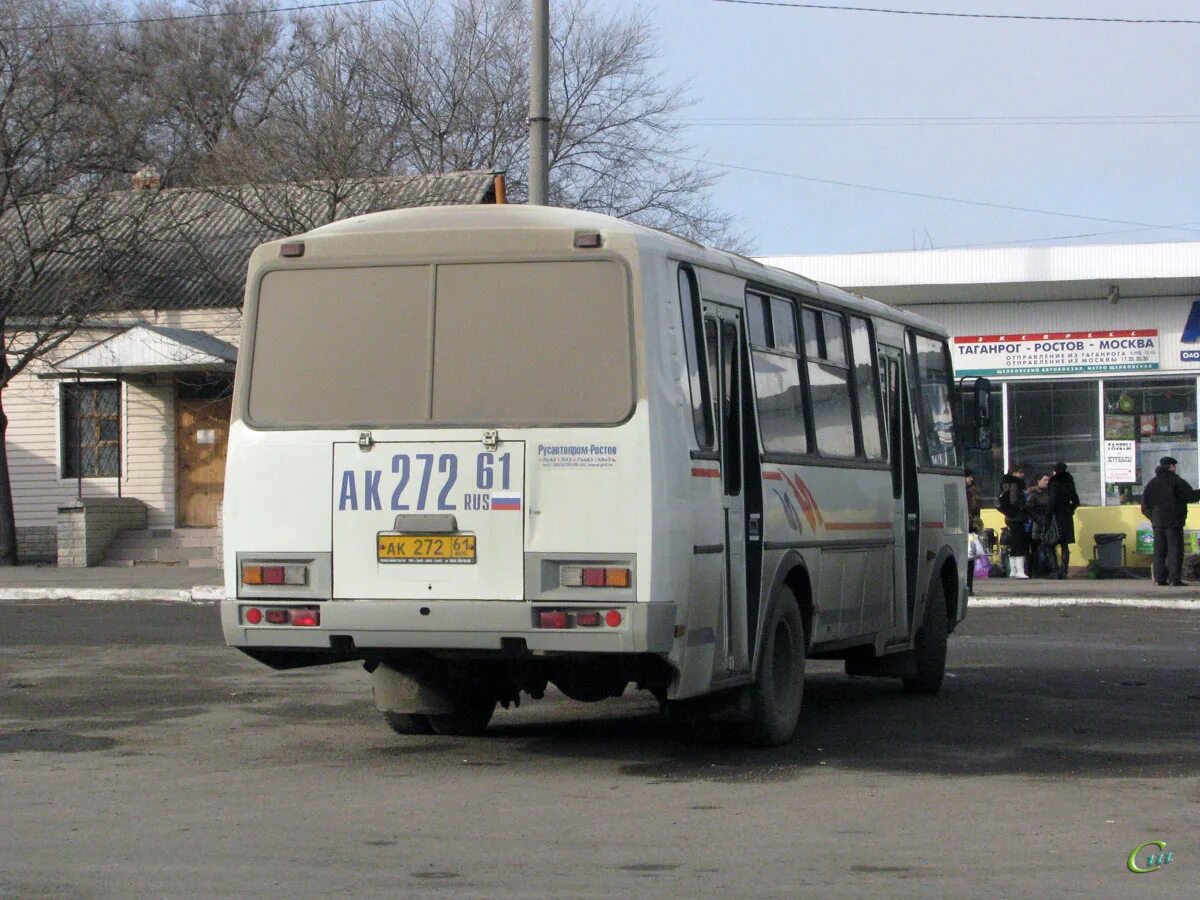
[903, 578, 948, 695]
[382, 711, 434, 735]
[427, 696, 496, 736]
[739, 593, 805, 747]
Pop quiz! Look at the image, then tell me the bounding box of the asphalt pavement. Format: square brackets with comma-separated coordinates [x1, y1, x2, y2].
[0, 601, 1196, 897]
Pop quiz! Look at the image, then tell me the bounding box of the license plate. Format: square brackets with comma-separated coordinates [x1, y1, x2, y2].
[377, 533, 476, 564]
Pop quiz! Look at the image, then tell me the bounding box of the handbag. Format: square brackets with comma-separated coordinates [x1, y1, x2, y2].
[1043, 515, 1061, 546]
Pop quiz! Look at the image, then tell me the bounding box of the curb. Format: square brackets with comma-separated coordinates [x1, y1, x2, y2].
[972, 596, 1200, 610]
[0, 586, 223, 604]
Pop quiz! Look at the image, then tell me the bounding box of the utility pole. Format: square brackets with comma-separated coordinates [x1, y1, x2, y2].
[528, 0, 550, 206]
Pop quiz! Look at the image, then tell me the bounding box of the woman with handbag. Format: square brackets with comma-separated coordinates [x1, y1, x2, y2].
[1047, 461, 1081, 579]
[1026, 472, 1052, 577]
[998, 464, 1031, 578]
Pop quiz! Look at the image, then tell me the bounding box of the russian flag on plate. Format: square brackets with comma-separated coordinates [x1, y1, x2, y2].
[492, 492, 522, 511]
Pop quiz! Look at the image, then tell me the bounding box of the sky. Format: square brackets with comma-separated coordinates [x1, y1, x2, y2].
[609, 0, 1200, 256]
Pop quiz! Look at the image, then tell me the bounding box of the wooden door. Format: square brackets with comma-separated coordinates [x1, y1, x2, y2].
[176, 395, 232, 527]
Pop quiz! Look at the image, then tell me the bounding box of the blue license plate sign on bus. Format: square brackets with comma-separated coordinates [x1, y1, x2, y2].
[376, 533, 477, 564]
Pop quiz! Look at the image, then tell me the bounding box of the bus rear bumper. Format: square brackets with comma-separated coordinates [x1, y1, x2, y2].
[221, 598, 677, 656]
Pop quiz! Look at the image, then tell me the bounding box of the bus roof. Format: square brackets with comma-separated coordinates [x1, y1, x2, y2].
[299, 205, 948, 337]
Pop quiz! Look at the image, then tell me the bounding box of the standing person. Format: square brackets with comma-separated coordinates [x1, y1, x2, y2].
[965, 468, 983, 533]
[1025, 472, 1052, 577]
[1140, 456, 1200, 586]
[965, 468, 983, 593]
[998, 464, 1030, 578]
[1047, 462, 1081, 579]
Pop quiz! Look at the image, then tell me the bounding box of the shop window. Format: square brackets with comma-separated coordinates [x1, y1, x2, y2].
[1008, 380, 1099, 505]
[62, 382, 121, 478]
[1103, 379, 1197, 505]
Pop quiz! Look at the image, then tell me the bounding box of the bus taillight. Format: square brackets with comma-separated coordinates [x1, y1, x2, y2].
[535, 608, 623, 629]
[241, 563, 308, 587]
[240, 606, 320, 627]
[538, 610, 570, 629]
[559, 565, 631, 588]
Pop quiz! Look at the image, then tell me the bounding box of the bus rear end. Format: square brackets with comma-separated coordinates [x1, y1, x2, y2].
[221, 207, 676, 734]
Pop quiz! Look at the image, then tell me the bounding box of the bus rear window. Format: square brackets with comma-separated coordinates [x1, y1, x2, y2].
[247, 260, 633, 427]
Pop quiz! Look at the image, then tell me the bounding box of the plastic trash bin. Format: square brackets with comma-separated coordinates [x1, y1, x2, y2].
[1093, 533, 1126, 571]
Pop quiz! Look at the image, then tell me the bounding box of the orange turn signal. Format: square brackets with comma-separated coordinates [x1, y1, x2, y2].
[605, 567, 631, 588]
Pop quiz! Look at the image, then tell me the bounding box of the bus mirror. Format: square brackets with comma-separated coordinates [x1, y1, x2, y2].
[974, 378, 992, 424]
[973, 377, 992, 450]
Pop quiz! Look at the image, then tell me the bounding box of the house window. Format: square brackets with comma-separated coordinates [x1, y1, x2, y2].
[62, 382, 121, 478]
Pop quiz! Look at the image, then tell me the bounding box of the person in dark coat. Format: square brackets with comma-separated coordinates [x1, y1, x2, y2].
[998, 464, 1030, 578]
[1047, 461, 1081, 579]
[1140, 456, 1200, 586]
[965, 468, 984, 593]
[965, 468, 984, 533]
[1026, 472, 1052, 577]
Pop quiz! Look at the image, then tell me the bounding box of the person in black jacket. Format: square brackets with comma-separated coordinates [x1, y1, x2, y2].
[998, 464, 1030, 578]
[1047, 461, 1081, 579]
[1141, 456, 1200, 586]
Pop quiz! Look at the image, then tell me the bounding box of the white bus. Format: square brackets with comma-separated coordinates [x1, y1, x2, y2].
[222, 205, 988, 746]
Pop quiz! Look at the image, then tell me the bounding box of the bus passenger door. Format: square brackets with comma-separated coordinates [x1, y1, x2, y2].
[880, 345, 919, 642]
[703, 304, 757, 678]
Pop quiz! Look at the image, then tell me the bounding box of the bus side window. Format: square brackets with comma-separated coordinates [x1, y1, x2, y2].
[678, 265, 715, 449]
[719, 320, 742, 496]
[849, 316, 885, 459]
[801, 307, 856, 458]
[909, 332, 960, 468]
[748, 292, 807, 454]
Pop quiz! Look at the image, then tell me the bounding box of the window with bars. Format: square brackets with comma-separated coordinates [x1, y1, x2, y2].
[61, 382, 121, 478]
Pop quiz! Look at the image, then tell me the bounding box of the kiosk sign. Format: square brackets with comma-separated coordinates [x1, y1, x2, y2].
[952, 329, 1159, 377]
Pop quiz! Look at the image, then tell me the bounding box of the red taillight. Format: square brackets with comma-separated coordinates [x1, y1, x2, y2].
[605, 609, 623, 627]
[575, 611, 601, 627]
[242, 605, 318, 626]
[290, 609, 319, 627]
[582, 567, 606, 587]
[539, 610, 570, 629]
[263, 566, 285, 585]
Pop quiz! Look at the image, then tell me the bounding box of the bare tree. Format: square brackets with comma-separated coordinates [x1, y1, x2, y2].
[0, 0, 169, 564]
[118, 0, 288, 185]
[188, 0, 740, 247]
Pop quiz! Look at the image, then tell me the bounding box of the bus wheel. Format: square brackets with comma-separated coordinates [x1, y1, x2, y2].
[903, 579, 948, 695]
[739, 593, 805, 747]
[382, 712, 433, 736]
[427, 696, 496, 736]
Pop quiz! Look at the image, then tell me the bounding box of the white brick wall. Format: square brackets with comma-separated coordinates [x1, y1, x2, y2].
[56, 497, 148, 567]
[17, 526, 56, 563]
